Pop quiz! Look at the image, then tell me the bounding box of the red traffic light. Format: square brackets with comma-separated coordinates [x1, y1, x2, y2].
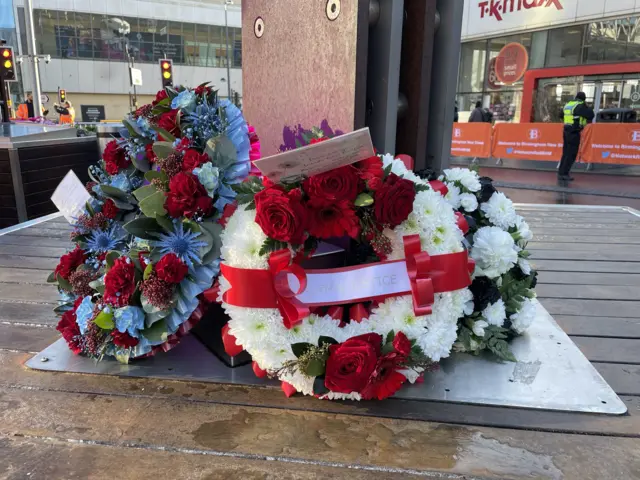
[2, 49, 10, 58]
[159, 59, 173, 87]
[162, 61, 171, 70]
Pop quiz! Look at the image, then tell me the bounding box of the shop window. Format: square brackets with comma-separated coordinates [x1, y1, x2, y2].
[545, 26, 584, 67]
[458, 41, 486, 93]
[583, 20, 629, 64]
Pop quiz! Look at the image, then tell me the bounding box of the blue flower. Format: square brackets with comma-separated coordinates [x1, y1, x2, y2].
[86, 224, 126, 254]
[171, 90, 197, 112]
[220, 100, 250, 184]
[114, 306, 146, 338]
[109, 173, 132, 192]
[193, 162, 220, 197]
[75, 296, 94, 334]
[184, 97, 223, 144]
[150, 221, 207, 269]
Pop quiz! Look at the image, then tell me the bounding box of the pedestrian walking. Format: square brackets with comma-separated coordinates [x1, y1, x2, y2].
[468, 101, 485, 123]
[558, 92, 594, 182]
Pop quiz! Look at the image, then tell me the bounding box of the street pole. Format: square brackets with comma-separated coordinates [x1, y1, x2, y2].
[24, 0, 43, 118]
[224, 1, 232, 101]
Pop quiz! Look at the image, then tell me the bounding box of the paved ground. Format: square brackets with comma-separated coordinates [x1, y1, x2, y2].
[0, 208, 639, 479]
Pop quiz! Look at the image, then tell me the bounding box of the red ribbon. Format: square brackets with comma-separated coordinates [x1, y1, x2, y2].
[455, 212, 470, 235]
[403, 235, 435, 316]
[429, 180, 449, 197]
[350, 303, 369, 323]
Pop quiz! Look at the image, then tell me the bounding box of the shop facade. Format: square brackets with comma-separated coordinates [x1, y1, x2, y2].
[457, 0, 640, 123]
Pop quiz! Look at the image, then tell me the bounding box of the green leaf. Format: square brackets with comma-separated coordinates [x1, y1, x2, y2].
[47, 271, 57, 283]
[208, 135, 238, 171]
[115, 351, 131, 364]
[145, 309, 170, 326]
[85, 200, 95, 216]
[88, 278, 105, 295]
[106, 250, 121, 268]
[259, 238, 289, 257]
[94, 310, 115, 329]
[53, 303, 74, 316]
[318, 336, 338, 348]
[122, 119, 139, 138]
[57, 274, 73, 292]
[144, 170, 169, 183]
[88, 166, 100, 184]
[132, 154, 151, 173]
[383, 163, 393, 179]
[156, 215, 175, 233]
[100, 184, 131, 201]
[143, 263, 153, 280]
[354, 193, 374, 207]
[304, 358, 326, 377]
[291, 342, 314, 358]
[312, 377, 329, 396]
[385, 330, 395, 345]
[155, 127, 177, 143]
[139, 191, 167, 218]
[143, 320, 169, 343]
[152, 141, 175, 160]
[124, 217, 162, 240]
[133, 185, 159, 203]
[487, 339, 517, 362]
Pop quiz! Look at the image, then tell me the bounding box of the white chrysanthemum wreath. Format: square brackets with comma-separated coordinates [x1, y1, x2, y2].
[219, 154, 474, 400]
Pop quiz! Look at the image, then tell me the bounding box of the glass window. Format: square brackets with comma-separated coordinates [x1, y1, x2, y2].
[57, 11, 77, 37]
[185, 24, 209, 67]
[458, 40, 486, 93]
[583, 20, 629, 64]
[34, 9, 58, 56]
[546, 26, 584, 67]
[233, 27, 242, 67]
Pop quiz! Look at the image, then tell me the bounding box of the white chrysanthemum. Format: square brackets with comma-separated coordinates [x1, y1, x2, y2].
[460, 193, 479, 213]
[514, 215, 533, 246]
[518, 257, 532, 275]
[482, 299, 506, 327]
[472, 320, 489, 337]
[441, 168, 481, 192]
[381, 154, 426, 185]
[480, 192, 517, 229]
[510, 298, 537, 334]
[471, 227, 518, 279]
[417, 321, 458, 362]
[444, 184, 462, 209]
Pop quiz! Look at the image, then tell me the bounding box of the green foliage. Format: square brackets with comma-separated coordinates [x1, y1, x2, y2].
[105, 250, 121, 268]
[355, 193, 374, 207]
[304, 358, 326, 377]
[46, 271, 57, 284]
[144, 170, 169, 184]
[139, 191, 167, 218]
[124, 217, 162, 240]
[155, 127, 176, 143]
[94, 310, 115, 330]
[500, 270, 536, 315]
[318, 336, 338, 348]
[143, 319, 169, 343]
[143, 263, 153, 280]
[415, 184, 430, 193]
[383, 163, 393, 179]
[292, 342, 314, 358]
[152, 141, 175, 159]
[232, 176, 264, 206]
[206, 135, 238, 171]
[313, 376, 329, 396]
[259, 238, 289, 257]
[56, 273, 73, 293]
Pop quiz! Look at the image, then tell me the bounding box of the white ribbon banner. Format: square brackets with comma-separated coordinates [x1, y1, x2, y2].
[288, 261, 412, 305]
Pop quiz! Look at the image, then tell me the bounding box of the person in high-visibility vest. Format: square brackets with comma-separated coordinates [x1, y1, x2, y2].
[16, 92, 47, 119]
[54, 100, 76, 125]
[558, 92, 594, 182]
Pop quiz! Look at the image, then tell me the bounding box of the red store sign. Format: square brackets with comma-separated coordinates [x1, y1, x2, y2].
[478, 0, 564, 22]
[494, 42, 529, 85]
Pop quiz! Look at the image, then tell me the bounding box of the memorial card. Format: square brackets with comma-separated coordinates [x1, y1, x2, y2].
[253, 127, 375, 182]
[51, 170, 92, 223]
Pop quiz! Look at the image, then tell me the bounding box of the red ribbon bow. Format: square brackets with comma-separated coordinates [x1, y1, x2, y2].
[268, 250, 310, 329]
[429, 180, 449, 197]
[403, 235, 435, 316]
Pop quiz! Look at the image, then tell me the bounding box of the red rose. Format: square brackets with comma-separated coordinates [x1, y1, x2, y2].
[145, 143, 157, 164]
[374, 173, 416, 227]
[157, 109, 180, 140]
[153, 89, 168, 105]
[195, 84, 211, 96]
[324, 333, 383, 394]
[111, 330, 139, 348]
[367, 177, 383, 191]
[103, 257, 137, 307]
[155, 253, 188, 284]
[102, 199, 118, 219]
[307, 199, 360, 239]
[56, 309, 82, 354]
[361, 353, 407, 401]
[303, 166, 360, 202]
[182, 149, 209, 172]
[392, 332, 412, 356]
[54, 246, 87, 280]
[254, 187, 306, 244]
[103, 140, 131, 175]
[165, 172, 209, 219]
[356, 156, 384, 183]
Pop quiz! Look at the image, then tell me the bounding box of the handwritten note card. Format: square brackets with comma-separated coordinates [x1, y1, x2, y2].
[254, 127, 375, 182]
[51, 170, 92, 224]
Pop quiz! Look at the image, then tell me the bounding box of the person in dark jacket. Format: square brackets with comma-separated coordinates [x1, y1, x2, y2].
[558, 92, 595, 181]
[469, 101, 485, 122]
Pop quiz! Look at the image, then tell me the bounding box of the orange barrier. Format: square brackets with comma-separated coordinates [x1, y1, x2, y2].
[451, 123, 492, 158]
[491, 123, 563, 162]
[579, 124, 640, 165]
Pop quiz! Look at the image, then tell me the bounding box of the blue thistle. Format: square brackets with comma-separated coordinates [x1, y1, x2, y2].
[86, 224, 126, 254]
[150, 221, 207, 269]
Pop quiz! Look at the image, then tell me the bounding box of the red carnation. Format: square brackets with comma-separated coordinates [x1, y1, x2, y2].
[152, 89, 168, 106]
[155, 253, 188, 284]
[157, 109, 180, 140]
[182, 149, 209, 172]
[102, 199, 118, 219]
[303, 165, 360, 203]
[254, 187, 306, 244]
[324, 333, 383, 394]
[103, 140, 131, 175]
[56, 309, 82, 354]
[145, 143, 157, 164]
[165, 172, 211, 219]
[356, 156, 384, 183]
[374, 173, 416, 227]
[195, 84, 212, 96]
[361, 353, 407, 401]
[307, 198, 360, 239]
[103, 257, 137, 307]
[54, 246, 87, 281]
[111, 330, 139, 348]
[392, 331, 412, 357]
[86, 181, 97, 193]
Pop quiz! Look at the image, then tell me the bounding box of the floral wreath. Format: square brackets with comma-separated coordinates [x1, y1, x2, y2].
[219, 143, 474, 400]
[51, 84, 260, 362]
[436, 168, 538, 360]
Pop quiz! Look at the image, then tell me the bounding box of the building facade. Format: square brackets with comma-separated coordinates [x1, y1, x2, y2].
[457, 0, 640, 123]
[8, 0, 242, 120]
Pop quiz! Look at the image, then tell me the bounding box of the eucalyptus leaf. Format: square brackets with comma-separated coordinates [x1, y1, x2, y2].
[143, 263, 153, 281]
[57, 274, 73, 292]
[199, 220, 223, 263]
[123, 217, 162, 240]
[53, 303, 74, 315]
[85, 200, 95, 216]
[101, 185, 135, 203]
[155, 126, 176, 143]
[207, 135, 238, 171]
[143, 320, 169, 343]
[122, 119, 139, 138]
[106, 250, 121, 268]
[47, 272, 57, 284]
[109, 198, 136, 211]
[89, 278, 105, 295]
[132, 154, 151, 173]
[152, 141, 175, 160]
[313, 376, 329, 396]
[139, 191, 167, 218]
[304, 358, 326, 378]
[144, 170, 169, 183]
[145, 309, 171, 327]
[133, 185, 159, 203]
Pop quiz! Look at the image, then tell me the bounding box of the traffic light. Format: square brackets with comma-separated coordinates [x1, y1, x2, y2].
[59, 89, 66, 103]
[159, 59, 173, 88]
[0, 47, 15, 81]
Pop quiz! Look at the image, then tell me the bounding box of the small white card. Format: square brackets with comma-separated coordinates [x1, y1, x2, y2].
[51, 170, 92, 224]
[254, 127, 375, 182]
